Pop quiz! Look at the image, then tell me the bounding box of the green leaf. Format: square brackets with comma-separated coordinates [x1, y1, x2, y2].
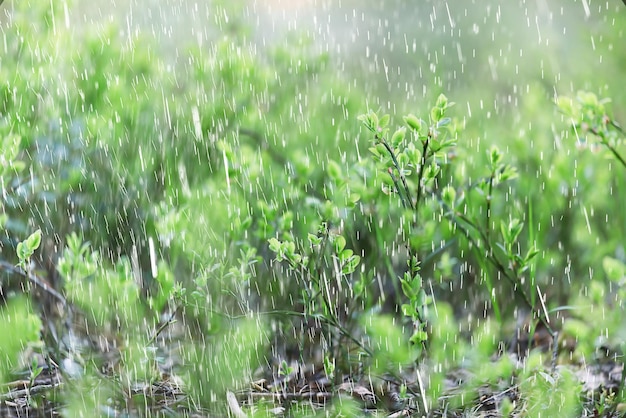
[435, 93, 449, 109]
[498, 165, 519, 182]
[327, 160, 342, 182]
[441, 185, 456, 208]
[334, 235, 346, 254]
[339, 249, 354, 264]
[362, 314, 416, 373]
[239, 216, 252, 230]
[397, 152, 409, 166]
[308, 233, 322, 246]
[16, 229, 43, 265]
[342, 255, 360, 275]
[406, 145, 421, 166]
[257, 201, 277, 221]
[501, 219, 523, 245]
[26, 229, 42, 252]
[16, 242, 27, 262]
[431, 106, 444, 123]
[358, 111, 380, 133]
[603, 257, 626, 283]
[577, 91, 600, 108]
[368, 146, 382, 158]
[489, 146, 503, 170]
[401, 303, 417, 317]
[268, 238, 281, 253]
[409, 329, 428, 345]
[391, 127, 406, 148]
[436, 117, 451, 128]
[556, 96, 576, 118]
[509, 219, 524, 243]
[284, 241, 296, 256]
[369, 112, 379, 129]
[524, 246, 540, 263]
[416, 289, 427, 306]
[401, 278, 415, 299]
[379, 114, 391, 129]
[323, 354, 335, 380]
[151, 261, 176, 313]
[278, 360, 293, 376]
[425, 163, 440, 179]
[404, 114, 424, 134]
[0, 296, 42, 382]
[375, 143, 388, 156]
[348, 193, 361, 204]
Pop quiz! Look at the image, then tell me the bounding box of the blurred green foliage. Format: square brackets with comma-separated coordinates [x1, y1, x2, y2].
[1, 0, 626, 415]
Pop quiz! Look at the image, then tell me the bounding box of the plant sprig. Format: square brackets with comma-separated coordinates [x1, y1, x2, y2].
[557, 91, 626, 170]
[360, 96, 554, 359]
[359, 94, 456, 349]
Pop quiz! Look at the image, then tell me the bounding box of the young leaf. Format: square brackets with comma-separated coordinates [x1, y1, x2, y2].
[489, 146, 503, 170]
[334, 235, 346, 254]
[401, 303, 417, 318]
[308, 233, 322, 246]
[404, 114, 424, 135]
[342, 255, 360, 275]
[26, 229, 42, 251]
[435, 93, 449, 110]
[339, 249, 354, 264]
[379, 114, 391, 129]
[603, 257, 626, 283]
[524, 246, 540, 263]
[327, 160, 343, 182]
[442, 185, 456, 208]
[391, 127, 406, 148]
[436, 117, 451, 128]
[16, 229, 43, 266]
[268, 238, 281, 253]
[431, 106, 444, 123]
[401, 278, 416, 299]
[409, 329, 428, 345]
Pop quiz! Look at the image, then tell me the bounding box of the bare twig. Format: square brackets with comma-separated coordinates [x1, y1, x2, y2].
[147, 305, 180, 345]
[0, 383, 60, 402]
[0, 261, 67, 309]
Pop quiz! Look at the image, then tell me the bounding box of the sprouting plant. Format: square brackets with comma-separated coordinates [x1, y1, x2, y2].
[278, 359, 294, 377]
[12, 229, 69, 315]
[558, 90, 626, 412]
[268, 222, 371, 365]
[16, 229, 42, 272]
[359, 96, 560, 412]
[439, 141, 547, 322]
[358, 94, 456, 351]
[557, 91, 626, 171]
[518, 352, 582, 417]
[25, 357, 44, 406]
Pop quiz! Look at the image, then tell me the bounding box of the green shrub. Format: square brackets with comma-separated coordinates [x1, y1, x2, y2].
[2, 0, 626, 415]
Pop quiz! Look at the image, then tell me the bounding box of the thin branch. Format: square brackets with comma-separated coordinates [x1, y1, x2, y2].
[0, 261, 67, 309]
[387, 167, 410, 209]
[485, 175, 494, 241]
[378, 137, 414, 210]
[588, 126, 626, 170]
[414, 136, 430, 213]
[443, 208, 554, 337]
[147, 305, 180, 345]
